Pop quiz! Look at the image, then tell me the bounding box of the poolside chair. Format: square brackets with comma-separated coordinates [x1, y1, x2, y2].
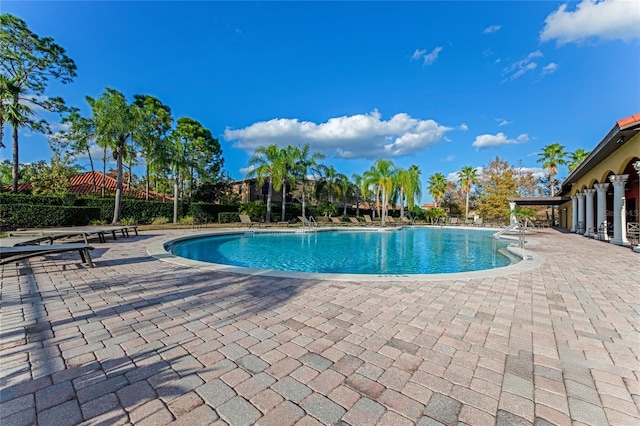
[239, 214, 260, 227]
[0, 243, 95, 268]
[349, 217, 364, 226]
[329, 217, 347, 226]
[363, 215, 380, 226]
[449, 217, 459, 226]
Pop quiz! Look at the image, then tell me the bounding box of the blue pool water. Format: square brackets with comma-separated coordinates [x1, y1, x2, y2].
[169, 227, 513, 275]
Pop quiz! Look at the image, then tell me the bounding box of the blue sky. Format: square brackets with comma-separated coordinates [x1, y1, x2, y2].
[2, 0, 639, 203]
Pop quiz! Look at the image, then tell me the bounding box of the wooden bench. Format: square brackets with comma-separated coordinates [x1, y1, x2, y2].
[0, 243, 95, 267]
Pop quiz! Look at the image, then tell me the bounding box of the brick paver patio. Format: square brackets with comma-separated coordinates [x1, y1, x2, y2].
[1, 228, 638, 425]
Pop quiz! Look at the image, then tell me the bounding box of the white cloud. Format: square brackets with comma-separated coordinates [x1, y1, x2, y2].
[224, 110, 452, 160]
[541, 62, 559, 75]
[422, 46, 443, 65]
[516, 166, 546, 179]
[472, 132, 530, 150]
[239, 165, 255, 175]
[444, 155, 455, 162]
[496, 118, 513, 127]
[446, 172, 459, 182]
[412, 46, 444, 65]
[483, 25, 502, 34]
[540, 0, 640, 45]
[411, 48, 426, 61]
[502, 51, 543, 81]
[459, 123, 469, 131]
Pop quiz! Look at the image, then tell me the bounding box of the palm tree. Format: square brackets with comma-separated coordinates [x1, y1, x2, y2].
[247, 144, 291, 223]
[363, 166, 381, 220]
[291, 143, 325, 218]
[352, 173, 364, 216]
[538, 143, 567, 226]
[395, 165, 422, 219]
[337, 173, 351, 216]
[368, 159, 395, 225]
[537, 143, 567, 197]
[60, 110, 98, 192]
[427, 173, 447, 209]
[458, 165, 478, 223]
[568, 148, 590, 172]
[89, 88, 139, 223]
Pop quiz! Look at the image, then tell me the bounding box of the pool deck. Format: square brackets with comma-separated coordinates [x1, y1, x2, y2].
[1, 227, 638, 425]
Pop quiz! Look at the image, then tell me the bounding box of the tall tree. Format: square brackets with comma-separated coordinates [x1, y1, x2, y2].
[89, 88, 138, 223]
[427, 172, 447, 209]
[291, 143, 324, 218]
[395, 165, 422, 219]
[457, 165, 478, 223]
[1, 14, 77, 192]
[337, 173, 351, 216]
[132, 95, 173, 200]
[537, 143, 567, 226]
[369, 159, 395, 225]
[59, 109, 98, 191]
[537, 143, 567, 198]
[568, 148, 591, 172]
[168, 117, 220, 223]
[247, 144, 282, 223]
[475, 157, 519, 222]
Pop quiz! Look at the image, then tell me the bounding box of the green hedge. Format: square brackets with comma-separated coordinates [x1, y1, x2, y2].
[218, 212, 240, 223]
[0, 192, 66, 206]
[79, 198, 180, 224]
[0, 204, 100, 228]
[188, 203, 238, 222]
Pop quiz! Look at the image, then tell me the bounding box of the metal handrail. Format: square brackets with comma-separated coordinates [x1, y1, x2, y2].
[492, 222, 519, 239]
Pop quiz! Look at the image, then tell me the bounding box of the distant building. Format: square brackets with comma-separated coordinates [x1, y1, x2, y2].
[230, 178, 293, 204]
[510, 113, 639, 247]
[5, 171, 172, 201]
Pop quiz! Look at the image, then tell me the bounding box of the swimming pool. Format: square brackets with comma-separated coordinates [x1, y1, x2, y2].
[168, 227, 513, 275]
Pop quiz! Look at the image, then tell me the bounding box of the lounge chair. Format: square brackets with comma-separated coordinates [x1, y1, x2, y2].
[0, 235, 54, 247]
[239, 214, 260, 227]
[329, 217, 347, 226]
[363, 215, 380, 226]
[449, 217, 459, 225]
[0, 243, 95, 267]
[349, 217, 364, 225]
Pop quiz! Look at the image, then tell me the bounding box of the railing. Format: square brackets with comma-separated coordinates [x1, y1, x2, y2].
[493, 222, 526, 252]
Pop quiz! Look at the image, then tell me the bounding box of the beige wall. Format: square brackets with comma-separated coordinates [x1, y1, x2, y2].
[561, 133, 640, 231]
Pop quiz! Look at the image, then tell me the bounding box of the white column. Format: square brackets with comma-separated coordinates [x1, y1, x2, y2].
[577, 192, 586, 234]
[610, 174, 629, 245]
[571, 195, 578, 233]
[584, 189, 596, 237]
[594, 183, 610, 240]
[633, 162, 640, 253]
[509, 202, 517, 224]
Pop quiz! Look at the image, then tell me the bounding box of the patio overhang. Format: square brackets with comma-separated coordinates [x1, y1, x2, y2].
[508, 196, 569, 206]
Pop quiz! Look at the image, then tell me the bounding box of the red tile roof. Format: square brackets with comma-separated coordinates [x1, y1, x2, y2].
[4, 171, 172, 201]
[617, 113, 640, 130]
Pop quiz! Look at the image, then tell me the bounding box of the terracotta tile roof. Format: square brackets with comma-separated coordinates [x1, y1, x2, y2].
[617, 113, 640, 130]
[4, 171, 172, 201]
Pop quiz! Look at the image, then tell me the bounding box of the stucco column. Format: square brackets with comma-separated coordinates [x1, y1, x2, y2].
[584, 189, 596, 237]
[509, 202, 517, 224]
[594, 183, 610, 240]
[634, 162, 640, 253]
[577, 192, 586, 234]
[609, 174, 629, 245]
[570, 195, 578, 232]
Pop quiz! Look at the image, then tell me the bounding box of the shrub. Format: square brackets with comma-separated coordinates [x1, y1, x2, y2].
[151, 216, 170, 225]
[188, 203, 238, 223]
[0, 204, 100, 228]
[178, 215, 194, 225]
[218, 212, 240, 223]
[239, 201, 266, 222]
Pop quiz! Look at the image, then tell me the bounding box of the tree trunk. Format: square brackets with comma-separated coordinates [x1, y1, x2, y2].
[301, 180, 307, 218]
[102, 146, 106, 197]
[400, 187, 405, 218]
[381, 188, 387, 226]
[173, 170, 180, 224]
[465, 191, 470, 223]
[146, 165, 150, 201]
[266, 178, 273, 222]
[112, 142, 124, 224]
[11, 118, 18, 193]
[281, 183, 287, 222]
[87, 147, 97, 192]
[0, 104, 5, 149]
